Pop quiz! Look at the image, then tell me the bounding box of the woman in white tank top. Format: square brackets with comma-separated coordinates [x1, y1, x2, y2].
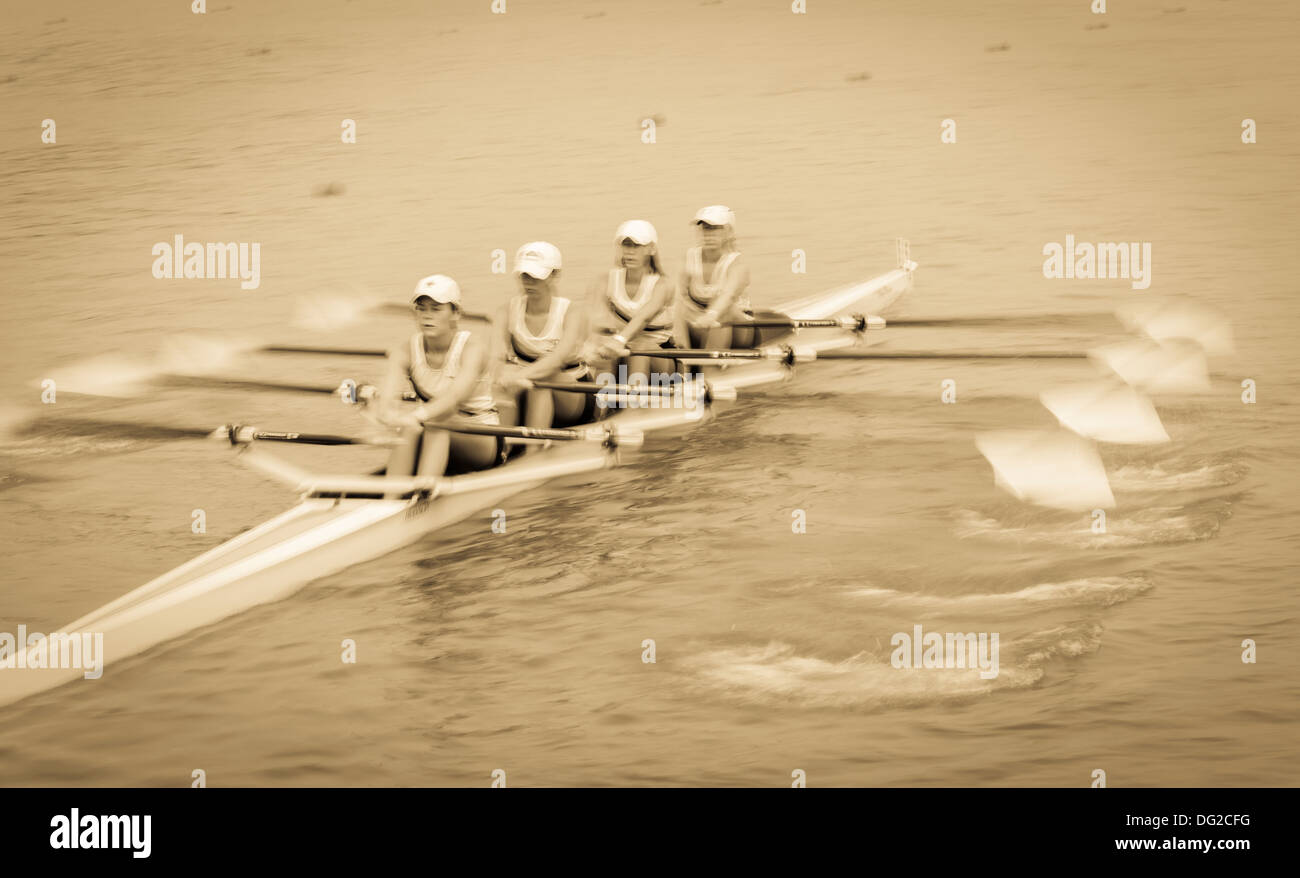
[676, 205, 756, 352]
[375, 274, 500, 487]
[496, 242, 593, 438]
[585, 219, 679, 388]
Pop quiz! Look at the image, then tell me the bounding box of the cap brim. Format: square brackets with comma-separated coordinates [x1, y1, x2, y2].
[514, 262, 556, 279]
[694, 209, 733, 226]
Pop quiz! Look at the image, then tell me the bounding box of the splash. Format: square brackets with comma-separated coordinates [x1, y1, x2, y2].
[953, 505, 1228, 547]
[684, 620, 1108, 711]
[847, 575, 1154, 613]
[1107, 461, 1248, 492]
[684, 641, 1042, 710]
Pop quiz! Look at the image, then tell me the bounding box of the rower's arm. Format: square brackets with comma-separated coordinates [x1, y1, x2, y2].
[618, 275, 674, 342]
[374, 344, 412, 426]
[415, 337, 489, 423]
[517, 303, 588, 381]
[704, 257, 750, 322]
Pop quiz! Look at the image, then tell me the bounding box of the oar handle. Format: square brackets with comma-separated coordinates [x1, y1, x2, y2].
[336, 382, 418, 405]
[218, 425, 397, 446]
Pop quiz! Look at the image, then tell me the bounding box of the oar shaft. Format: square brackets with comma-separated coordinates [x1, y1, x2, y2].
[629, 348, 763, 360]
[373, 304, 490, 322]
[25, 418, 393, 446]
[236, 429, 388, 446]
[160, 374, 343, 394]
[260, 345, 388, 357]
[881, 313, 1112, 328]
[816, 350, 1088, 360]
[531, 380, 693, 396]
[728, 319, 838, 329]
[422, 421, 597, 442]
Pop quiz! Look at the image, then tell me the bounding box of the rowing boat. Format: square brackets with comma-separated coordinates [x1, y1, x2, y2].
[0, 242, 917, 707]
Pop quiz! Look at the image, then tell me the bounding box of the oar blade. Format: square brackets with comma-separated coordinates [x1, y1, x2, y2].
[1039, 381, 1170, 445]
[156, 333, 258, 377]
[20, 416, 218, 442]
[40, 355, 162, 398]
[1116, 300, 1234, 355]
[1088, 338, 1210, 393]
[974, 429, 1115, 511]
[290, 289, 379, 331]
[40, 334, 267, 399]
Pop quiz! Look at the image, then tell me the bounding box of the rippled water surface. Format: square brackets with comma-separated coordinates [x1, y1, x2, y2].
[1, 0, 1297, 786]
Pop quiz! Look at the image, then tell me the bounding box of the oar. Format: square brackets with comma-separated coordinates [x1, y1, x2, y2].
[732, 312, 1114, 330]
[726, 315, 884, 331]
[51, 371, 421, 402]
[1116, 300, 1234, 355]
[371, 303, 492, 322]
[25, 417, 639, 448]
[628, 345, 800, 362]
[218, 425, 398, 446]
[156, 375, 426, 403]
[258, 344, 388, 357]
[25, 417, 399, 446]
[1088, 339, 1210, 393]
[420, 421, 644, 447]
[974, 429, 1115, 511]
[816, 349, 1088, 360]
[529, 379, 738, 404]
[291, 288, 491, 330]
[1038, 381, 1170, 445]
[871, 314, 1111, 328]
[157, 375, 352, 395]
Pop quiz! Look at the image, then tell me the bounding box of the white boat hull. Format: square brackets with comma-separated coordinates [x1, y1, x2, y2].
[0, 254, 916, 706]
[0, 445, 613, 706]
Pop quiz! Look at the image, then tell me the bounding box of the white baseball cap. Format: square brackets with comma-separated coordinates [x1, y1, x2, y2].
[615, 220, 658, 246]
[513, 241, 563, 279]
[412, 274, 461, 306]
[693, 205, 735, 227]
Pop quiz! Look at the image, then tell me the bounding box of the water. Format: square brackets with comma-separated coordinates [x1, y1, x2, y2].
[1, 0, 1297, 786]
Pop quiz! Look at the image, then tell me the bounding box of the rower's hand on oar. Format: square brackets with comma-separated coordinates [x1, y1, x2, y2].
[694, 314, 722, 329]
[596, 336, 628, 359]
[502, 376, 534, 393]
[398, 405, 435, 432]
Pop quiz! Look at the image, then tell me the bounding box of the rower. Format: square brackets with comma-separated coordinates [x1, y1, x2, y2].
[496, 242, 595, 438]
[676, 205, 756, 352]
[376, 275, 500, 490]
[586, 219, 679, 387]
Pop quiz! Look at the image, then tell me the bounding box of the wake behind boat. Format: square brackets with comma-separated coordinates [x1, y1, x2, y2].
[0, 244, 918, 708]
